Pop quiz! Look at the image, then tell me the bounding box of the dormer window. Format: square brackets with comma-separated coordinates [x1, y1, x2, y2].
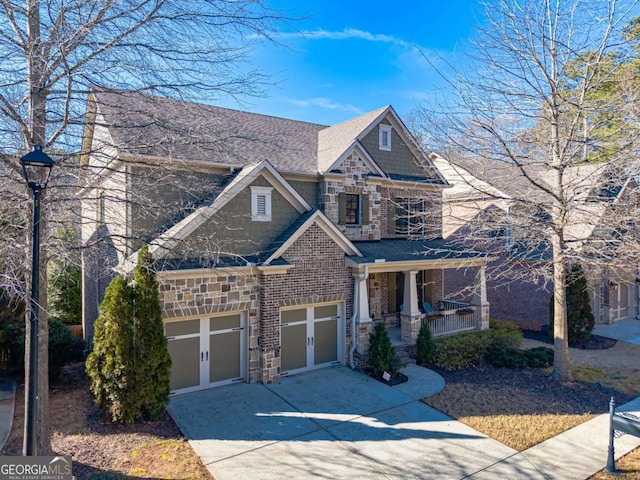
[379, 124, 392, 151]
[251, 186, 272, 221]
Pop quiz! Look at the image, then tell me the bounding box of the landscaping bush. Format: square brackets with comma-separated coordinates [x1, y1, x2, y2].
[367, 322, 402, 378]
[87, 245, 171, 424]
[48, 317, 85, 380]
[416, 322, 435, 367]
[0, 290, 25, 377]
[549, 263, 595, 345]
[524, 346, 554, 367]
[432, 320, 544, 371]
[432, 330, 491, 371]
[132, 244, 171, 421]
[48, 261, 82, 326]
[0, 289, 84, 379]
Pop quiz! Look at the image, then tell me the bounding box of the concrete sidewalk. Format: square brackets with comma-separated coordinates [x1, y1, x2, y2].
[594, 318, 640, 344]
[0, 378, 15, 451]
[470, 397, 640, 479]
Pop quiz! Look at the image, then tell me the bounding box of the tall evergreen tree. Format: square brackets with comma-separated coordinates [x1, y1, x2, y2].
[86, 275, 136, 423]
[132, 244, 171, 420]
[549, 264, 595, 345]
[86, 245, 171, 423]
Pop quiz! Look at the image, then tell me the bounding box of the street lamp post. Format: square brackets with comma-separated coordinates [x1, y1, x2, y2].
[20, 145, 54, 456]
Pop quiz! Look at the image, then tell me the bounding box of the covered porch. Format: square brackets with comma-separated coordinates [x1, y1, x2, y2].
[347, 238, 491, 354]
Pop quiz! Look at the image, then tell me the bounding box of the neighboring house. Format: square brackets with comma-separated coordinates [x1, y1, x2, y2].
[432, 153, 640, 330]
[79, 89, 490, 394]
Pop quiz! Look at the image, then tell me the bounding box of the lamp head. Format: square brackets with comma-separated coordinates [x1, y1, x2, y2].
[20, 145, 55, 190]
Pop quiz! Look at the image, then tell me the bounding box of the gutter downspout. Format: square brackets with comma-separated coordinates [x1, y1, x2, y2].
[349, 266, 368, 369]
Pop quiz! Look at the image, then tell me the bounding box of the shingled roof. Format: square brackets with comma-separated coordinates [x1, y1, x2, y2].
[92, 89, 327, 174]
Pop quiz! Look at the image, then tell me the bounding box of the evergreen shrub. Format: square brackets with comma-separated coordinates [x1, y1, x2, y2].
[416, 322, 435, 367]
[549, 264, 595, 345]
[86, 245, 171, 424]
[367, 322, 401, 378]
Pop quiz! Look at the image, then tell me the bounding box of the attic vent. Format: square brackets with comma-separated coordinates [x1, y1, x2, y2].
[256, 194, 267, 215]
[251, 186, 273, 221]
[379, 124, 392, 151]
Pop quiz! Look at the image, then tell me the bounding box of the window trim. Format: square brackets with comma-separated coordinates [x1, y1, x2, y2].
[379, 124, 392, 151]
[251, 186, 273, 221]
[345, 193, 361, 226]
[395, 197, 426, 236]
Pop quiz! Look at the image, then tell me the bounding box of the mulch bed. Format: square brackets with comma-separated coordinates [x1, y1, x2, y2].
[366, 370, 409, 386]
[523, 330, 617, 350]
[430, 366, 633, 416]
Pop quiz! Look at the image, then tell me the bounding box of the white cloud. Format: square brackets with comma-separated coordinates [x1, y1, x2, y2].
[272, 28, 412, 48]
[287, 97, 363, 113]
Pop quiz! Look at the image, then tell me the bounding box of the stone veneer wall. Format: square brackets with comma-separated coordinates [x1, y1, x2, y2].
[368, 273, 382, 320]
[260, 223, 353, 383]
[159, 272, 261, 383]
[324, 152, 381, 241]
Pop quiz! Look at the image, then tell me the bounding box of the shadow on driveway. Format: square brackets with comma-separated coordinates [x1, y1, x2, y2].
[168, 366, 528, 480]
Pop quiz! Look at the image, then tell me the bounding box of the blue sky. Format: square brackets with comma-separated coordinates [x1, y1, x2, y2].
[219, 1, 484, 126]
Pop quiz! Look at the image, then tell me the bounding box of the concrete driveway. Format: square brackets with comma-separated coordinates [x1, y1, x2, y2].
[168, 365, 529, 480]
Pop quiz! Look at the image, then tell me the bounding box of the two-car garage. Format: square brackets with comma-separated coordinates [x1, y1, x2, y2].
[165, 302, 344, 394]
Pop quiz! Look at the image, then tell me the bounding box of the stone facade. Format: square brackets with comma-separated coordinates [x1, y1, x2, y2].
[158, 271, 261, 382]
[325, 153, 381, 241]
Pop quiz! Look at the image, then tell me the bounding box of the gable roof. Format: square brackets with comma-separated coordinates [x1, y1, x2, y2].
[116, 159, 312, 273]
[90, 89, 445, 184]
[438, 153, 636, 249]
[92, 89, 327, 175]
[317, 106, 388, 172]
[430, 153, 509, 202]
[263, 210, 362, 264]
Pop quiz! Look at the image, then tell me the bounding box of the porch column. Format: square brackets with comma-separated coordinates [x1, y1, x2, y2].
[354, 271, 372, 354]
[401, 270, 421, 344]
[472, 265, 490, 330]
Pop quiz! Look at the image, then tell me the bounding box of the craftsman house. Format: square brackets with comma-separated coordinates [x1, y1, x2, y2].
[80, 89, 490, 394]
[432, 153, 640, 330]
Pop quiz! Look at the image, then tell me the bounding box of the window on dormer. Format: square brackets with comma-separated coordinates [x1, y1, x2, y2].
[379, 124, 392, 151]
[251, 186, 272, 221]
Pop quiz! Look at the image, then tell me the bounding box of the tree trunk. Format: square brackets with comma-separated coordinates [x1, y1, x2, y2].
[24, 0, 51, 454]
[551, 230, 571, 381]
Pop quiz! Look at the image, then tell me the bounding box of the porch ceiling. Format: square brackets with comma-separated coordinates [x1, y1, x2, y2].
[346, 238, 490, 272]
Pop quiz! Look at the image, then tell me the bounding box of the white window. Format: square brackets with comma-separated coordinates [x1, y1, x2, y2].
[251, 186, 273, 221]
[379, 124, 392, 151]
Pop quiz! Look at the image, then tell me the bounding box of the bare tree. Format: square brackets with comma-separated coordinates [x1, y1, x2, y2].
[414, 0, 640, 381]
[0, 0, 291, 453]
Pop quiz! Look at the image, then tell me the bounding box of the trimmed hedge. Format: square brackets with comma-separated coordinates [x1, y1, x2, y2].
[432, 319, 552, 370]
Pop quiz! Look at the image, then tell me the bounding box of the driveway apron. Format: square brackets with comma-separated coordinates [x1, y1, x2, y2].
[168, 365, 525, 480]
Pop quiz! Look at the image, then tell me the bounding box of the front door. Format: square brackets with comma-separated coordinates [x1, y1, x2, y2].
[166, 313, 246, 394]
[280, 303, 342, 375]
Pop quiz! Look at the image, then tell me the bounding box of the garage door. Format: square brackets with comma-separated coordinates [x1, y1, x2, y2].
[280, 303, 343, 376]
[165, 313, 246, 395]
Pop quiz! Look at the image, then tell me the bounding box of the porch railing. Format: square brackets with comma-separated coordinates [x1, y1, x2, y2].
[422, 300, 478, 337]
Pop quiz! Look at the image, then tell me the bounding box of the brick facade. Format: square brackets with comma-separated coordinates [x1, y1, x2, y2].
[259, 223, 353, 383]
